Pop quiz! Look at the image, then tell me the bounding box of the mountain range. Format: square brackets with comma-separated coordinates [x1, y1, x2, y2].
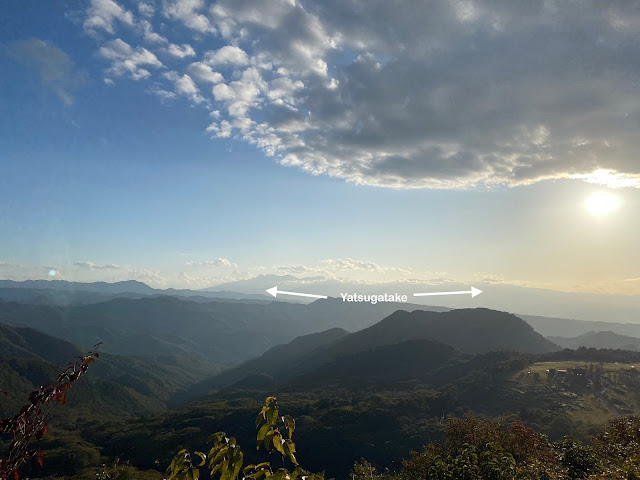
[4, 279, 640, 479]
[548, 331, 640, 351]
[180, 308, 558, 401]
[0, 322, 218, 416]
[208, 274, 640, 323]
[0, 279, 271, 305]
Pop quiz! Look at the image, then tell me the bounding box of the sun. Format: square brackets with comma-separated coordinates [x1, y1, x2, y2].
[585, 191, 621, 216]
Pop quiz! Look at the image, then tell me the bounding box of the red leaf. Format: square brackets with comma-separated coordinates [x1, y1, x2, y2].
[36, 424, 47, 440]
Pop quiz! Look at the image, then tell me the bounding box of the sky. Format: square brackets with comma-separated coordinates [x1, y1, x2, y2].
[1, 0, 640, 294]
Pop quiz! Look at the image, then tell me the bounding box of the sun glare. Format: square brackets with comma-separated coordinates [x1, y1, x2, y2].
[585, 191, 621, 216]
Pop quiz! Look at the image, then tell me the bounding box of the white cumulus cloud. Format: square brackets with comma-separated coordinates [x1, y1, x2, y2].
[84, 0, 135, 34]
[162, 0, 215, 34]
[162, 71, 205, 104]
[73, 261, 124, 270]
[185, 258, 238, 268]
[187, 62, 224, 84]
[166, 43, 196, 58]
[204, 45, 249, 66]
[82, 0, 640, 189]
[98, 38, 163, 80]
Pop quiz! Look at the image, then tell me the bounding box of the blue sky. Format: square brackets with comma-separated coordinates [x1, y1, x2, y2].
[2, 0, 640, 293]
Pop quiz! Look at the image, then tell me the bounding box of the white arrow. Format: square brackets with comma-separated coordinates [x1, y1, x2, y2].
[413, 286, 483, 298]
[266, 286, 328, 300]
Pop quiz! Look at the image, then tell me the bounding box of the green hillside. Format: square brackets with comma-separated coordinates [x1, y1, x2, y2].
[0, 323, 219, 416]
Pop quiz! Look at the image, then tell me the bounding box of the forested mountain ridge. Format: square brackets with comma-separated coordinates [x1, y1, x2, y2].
[182, 308, 558, 404]
[0, 296, 431, 365]
[0, 322, 218, 416]
[173, 327, 350, 403]
[549, 330, 640, 351]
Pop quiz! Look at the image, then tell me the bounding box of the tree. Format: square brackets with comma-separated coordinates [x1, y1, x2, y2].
[0, 344, 101, 480]
[164, 397, 323, 480]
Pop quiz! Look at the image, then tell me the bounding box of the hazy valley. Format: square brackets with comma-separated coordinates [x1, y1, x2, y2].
[3, 280, 640, 478]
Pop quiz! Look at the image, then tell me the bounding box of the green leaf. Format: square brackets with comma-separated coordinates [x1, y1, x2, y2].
[284, 440, 296, 454]
[283, 415, 295, 439]
[267, 407, 279, 426]
[289, 468, 303, 480]
[209, 463, 222, 477]
[256, 406, 268, 427]
[194, 452, 207, 467]
[264, 431, 276, 451]
[271, 469, 291, 480]
[220, 461, 230, 480]
[230, 450, 243, 480]
[257, 424, 270, 443]
[283, 442, 297, 465]
[213, 446, 229, 464]
[273, 434, 285, 455]
[208, 432, 226, 445]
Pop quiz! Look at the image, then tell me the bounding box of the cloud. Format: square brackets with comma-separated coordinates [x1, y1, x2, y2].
[166, 43, 196, 58]
[98, 38, 163, 80]
[140, 19, 168, 43]
[276, 258, 411, 281]
[322, 258, 411, 274]
[322, 258, 385, 273]
[162, 71, 205, 104]
[188, 62, 224, 84]
[149, 86, 177, 101]
[162, 0, 215, 34]
[204, 45, 249, 66]
[73, 261, 124, 270]
[276, 264, 314, 274]
[77, 0, 640, 189]
[8, 39, 85, 105]
[571, 169, 640, 189]
[185, 258, 238, 268]
[84, 0, 135, 34]
[138, 1, 155, 17]
[205, 0, 640, 189]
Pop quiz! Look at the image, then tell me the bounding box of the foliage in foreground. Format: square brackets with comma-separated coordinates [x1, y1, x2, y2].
[165, 396, 323, 480]
[0, 344, 101, 480]
[164, 395, 640, 480]
[351, 415, 640, 480]
[8, 355, 640, 480]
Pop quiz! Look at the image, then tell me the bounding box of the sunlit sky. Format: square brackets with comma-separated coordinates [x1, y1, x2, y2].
[1, 0, 640, 294]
